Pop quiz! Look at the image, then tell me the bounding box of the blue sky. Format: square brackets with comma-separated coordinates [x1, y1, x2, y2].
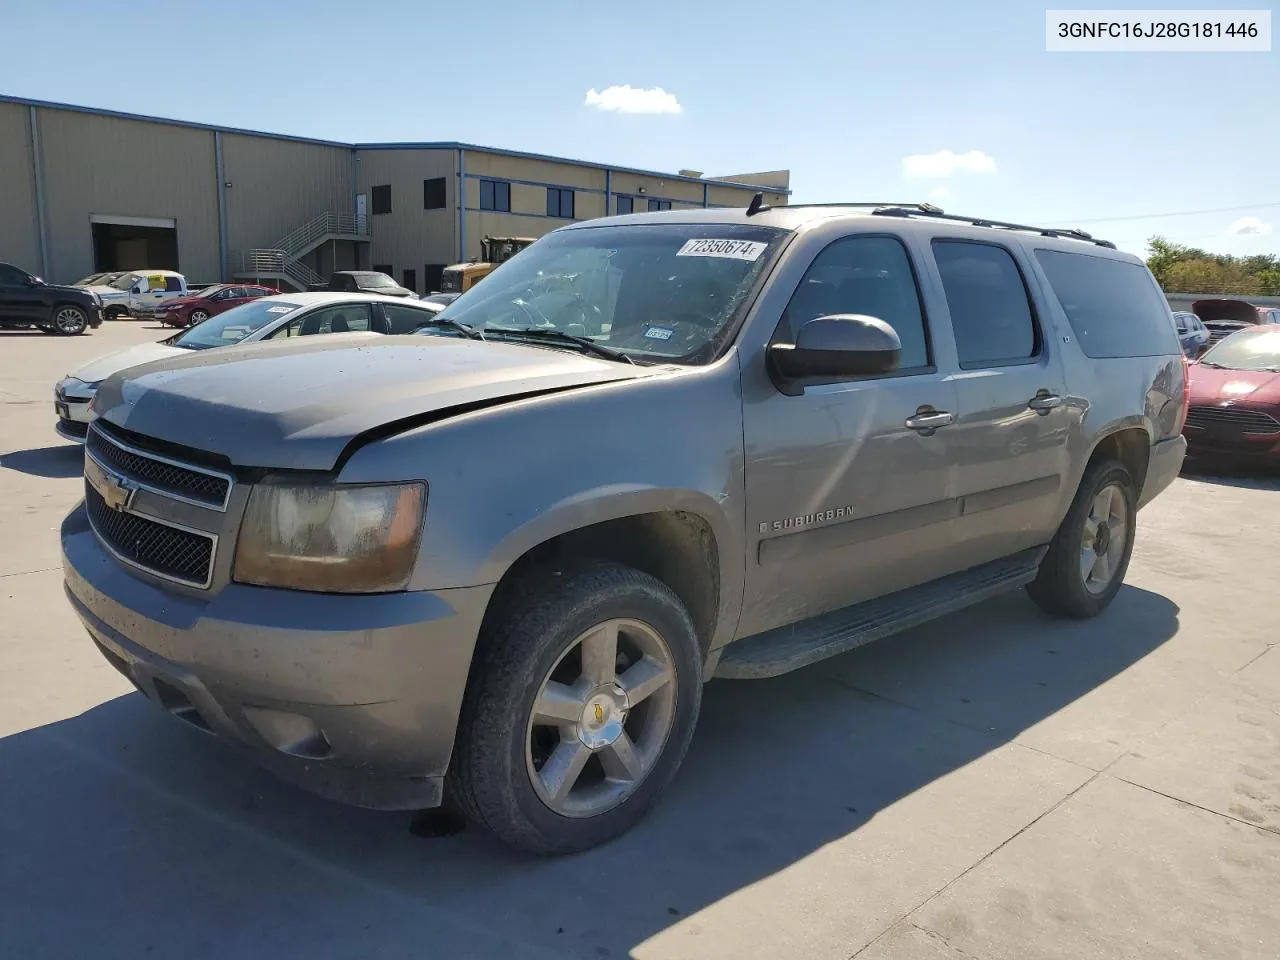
[2, 0, 1275, 260]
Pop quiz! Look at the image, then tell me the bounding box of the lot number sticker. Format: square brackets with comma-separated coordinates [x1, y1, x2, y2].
[676, 238, 767, 261]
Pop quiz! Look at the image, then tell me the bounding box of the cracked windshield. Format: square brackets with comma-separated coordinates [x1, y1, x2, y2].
[432, 224, 786, 363]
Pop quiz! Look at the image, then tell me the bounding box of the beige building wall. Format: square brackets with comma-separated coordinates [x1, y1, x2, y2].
[222, 134, 353, 268]
[36, 107, 221, 283]
[706, 183, 789, 209]
[0, 104, 41, 273]
[356, 148, 456, 291]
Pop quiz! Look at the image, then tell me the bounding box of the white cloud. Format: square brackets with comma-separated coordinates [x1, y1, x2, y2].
[928, 185, 952, 200]
[902, 149, 997, 179]
[584, 85, 682, 115]
[1225, 216, 1273, 236]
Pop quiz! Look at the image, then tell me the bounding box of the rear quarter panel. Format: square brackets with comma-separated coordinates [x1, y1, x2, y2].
[1018, 245, 1183, 519]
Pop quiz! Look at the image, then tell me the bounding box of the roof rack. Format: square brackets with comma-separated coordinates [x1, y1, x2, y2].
[869, 206, 1117, 249]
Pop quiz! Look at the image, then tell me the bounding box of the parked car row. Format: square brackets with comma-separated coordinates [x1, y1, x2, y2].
[53, 292, 451, 440]
[56, 202, 1190, 856]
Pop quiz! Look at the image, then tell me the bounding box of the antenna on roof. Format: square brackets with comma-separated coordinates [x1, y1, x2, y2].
[746, 192, 766, 216]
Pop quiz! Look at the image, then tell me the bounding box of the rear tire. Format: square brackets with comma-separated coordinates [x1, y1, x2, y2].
[1027, 459, 1136, 619]
[449, 561, 703, 855]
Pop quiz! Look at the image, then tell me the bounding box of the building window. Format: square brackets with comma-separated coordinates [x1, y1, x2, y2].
[479, 179, 511, 212]
[403, 268, 417, 293]
[616, 195, 634, 215]
[423, 178, 447, 210]
[373, 264, 394, 276]
[647, 198, 672, 212]
[547, 187, 575, 219]
[424, 263, 446, 292]
[371, 185, 392, 215]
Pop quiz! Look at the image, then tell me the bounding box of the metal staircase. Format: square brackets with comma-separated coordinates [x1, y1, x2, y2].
[232, 212, 369, 291]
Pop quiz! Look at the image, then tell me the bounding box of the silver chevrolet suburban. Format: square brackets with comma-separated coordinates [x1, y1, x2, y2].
[61, 202, 1188, 854]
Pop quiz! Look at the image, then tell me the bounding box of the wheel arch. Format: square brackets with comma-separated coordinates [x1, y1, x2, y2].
[477, 488, 738, 664]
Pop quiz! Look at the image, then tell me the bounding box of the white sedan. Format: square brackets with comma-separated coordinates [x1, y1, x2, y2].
[54, 292, 452, 442]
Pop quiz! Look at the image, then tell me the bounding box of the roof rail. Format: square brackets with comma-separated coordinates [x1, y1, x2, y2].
[869, 206, 1117, 249]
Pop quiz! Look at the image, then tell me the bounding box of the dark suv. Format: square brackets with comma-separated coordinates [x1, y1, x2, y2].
[0, 262, 104, 335]
[324, 270, 414, 298]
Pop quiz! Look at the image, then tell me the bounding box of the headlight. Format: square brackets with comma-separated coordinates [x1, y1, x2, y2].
[59, 376, 102, 396]
[233, 483, 426, 593]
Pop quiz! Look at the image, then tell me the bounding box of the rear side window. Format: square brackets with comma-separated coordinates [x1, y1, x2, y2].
[783, 235, 931, 370]
[382, 304, 433, 334]
[932, 240, 1038, 367]
[1033, 249, 1179, 358]
[165, 276, 183, 293]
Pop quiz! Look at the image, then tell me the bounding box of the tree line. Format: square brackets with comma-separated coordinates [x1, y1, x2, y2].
[1146, 236, 1280, 296]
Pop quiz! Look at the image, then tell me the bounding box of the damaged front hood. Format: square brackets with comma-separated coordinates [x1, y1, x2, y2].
[93, 335, 653, 470]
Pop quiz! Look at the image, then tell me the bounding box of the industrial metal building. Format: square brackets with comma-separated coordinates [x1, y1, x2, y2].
[0, 95, 790, 295]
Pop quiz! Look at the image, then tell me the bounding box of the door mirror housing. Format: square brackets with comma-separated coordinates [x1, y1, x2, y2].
[26, 275, 44, 287]
[768, 314, 902, 390]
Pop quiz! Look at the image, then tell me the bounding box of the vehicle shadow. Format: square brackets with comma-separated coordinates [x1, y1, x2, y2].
[0, 586, 1179, 959]
[1181, 457, 1280, 491]
[0, 444, 83, 478]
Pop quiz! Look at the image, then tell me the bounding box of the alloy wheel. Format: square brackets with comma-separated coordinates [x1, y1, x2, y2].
[1080, 482, 1128, 596]
[525, 618, 677, 818]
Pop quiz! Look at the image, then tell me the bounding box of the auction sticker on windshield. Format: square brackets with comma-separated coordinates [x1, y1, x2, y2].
[676, 239, 768, 261]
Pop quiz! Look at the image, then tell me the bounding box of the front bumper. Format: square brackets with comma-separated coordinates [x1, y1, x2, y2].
[1138, 435, 1187, 509]
[54, 386, 96, 443]
[62, 503, 493, 810]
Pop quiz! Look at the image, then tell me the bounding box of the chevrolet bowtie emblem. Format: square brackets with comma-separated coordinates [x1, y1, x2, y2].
[593, 703, 605, 724]
[86, 456, 136, 512]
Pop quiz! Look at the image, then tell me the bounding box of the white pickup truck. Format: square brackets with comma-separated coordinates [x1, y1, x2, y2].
[87, 269, 188, 320]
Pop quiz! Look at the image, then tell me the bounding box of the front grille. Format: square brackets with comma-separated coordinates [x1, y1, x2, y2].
[87, 426, 231, 509]
[1185, 405, 1280, 435]
[86, 485, 214, 587]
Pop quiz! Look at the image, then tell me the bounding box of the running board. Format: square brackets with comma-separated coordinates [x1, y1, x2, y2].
[715, 547, 1047, 680]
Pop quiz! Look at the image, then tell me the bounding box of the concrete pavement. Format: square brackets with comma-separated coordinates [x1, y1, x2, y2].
[1, 321, 1277, 959]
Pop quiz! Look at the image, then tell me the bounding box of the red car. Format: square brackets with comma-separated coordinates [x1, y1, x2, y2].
[1183, 325, 1280, 463]
[157, 283, 277, 328]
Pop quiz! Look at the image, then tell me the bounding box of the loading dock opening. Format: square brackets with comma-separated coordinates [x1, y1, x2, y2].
[90, 215, 179, 272]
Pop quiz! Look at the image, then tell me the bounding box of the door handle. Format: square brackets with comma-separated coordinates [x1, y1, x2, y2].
[1028, 391, 1063, 414]
[904, 409, 955, 432]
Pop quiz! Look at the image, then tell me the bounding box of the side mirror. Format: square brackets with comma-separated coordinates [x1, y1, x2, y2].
[768, 314, 901, 390]
[26, 275, 43, 287]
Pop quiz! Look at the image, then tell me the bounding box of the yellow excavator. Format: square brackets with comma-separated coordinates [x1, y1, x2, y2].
[439, 236, 536, 294]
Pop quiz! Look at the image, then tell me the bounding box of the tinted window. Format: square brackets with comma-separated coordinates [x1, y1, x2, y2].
[648, 199, 672, 212]
[1034, 249, 1180, 358]
[933, 241, 1037, 367]
[547, 188, 575, 219]
[479, 179, 511, 212]
[371, 184, 391, 215]
[423, 177, 447, 210]
[0, 264, 30, 285]
[783, 236, 931, 370]
[1173, 313, 1189, 333]
[616, 196, 634, 216]
[164, 276, 183, 292]
[382, 303, 437, 334]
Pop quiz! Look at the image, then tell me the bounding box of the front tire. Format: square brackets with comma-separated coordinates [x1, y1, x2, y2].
[52, 305, 89, 336]
[449, 561, 703, 855]
[104, 306, 125, 322]
[1027, 459, 1136, 619]
[187, 309, 209, 326]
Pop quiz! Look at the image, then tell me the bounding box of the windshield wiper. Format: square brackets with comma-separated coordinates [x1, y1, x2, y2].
[483, 327, 634, 364]
[412, 316, 486, 340]
[1199, 360, 1224, 368]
